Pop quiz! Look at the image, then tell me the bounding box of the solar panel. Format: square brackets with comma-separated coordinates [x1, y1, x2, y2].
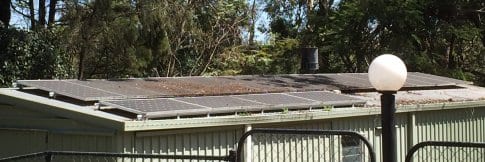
[17, 80, 123, 101]
[101, 98, 206, 114]
[409, 72, 471, 85]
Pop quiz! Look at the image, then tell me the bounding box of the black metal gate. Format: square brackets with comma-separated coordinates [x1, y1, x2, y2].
[234, 128, 376, 162]
[405, 141, 485, 162]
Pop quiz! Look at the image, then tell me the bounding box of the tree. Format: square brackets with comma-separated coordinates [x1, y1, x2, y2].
[258, 0, 484, 84]
[0, 0, 10, 27]
[59, 0, 250, 79]
[135, 0, 249, 76]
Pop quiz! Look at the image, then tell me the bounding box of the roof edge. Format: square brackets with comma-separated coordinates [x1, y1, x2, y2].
[124, 100, 485, 131]
[0, 89, 127, 130]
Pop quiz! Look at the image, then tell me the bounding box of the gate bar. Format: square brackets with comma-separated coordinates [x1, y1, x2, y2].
[0, 151, 230, 161]
[405, 141, 485, 162]
[233, 128, 376, 162]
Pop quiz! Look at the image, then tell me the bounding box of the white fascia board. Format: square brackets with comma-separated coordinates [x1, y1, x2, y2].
[0, 89, 127, 130]
[125, 100, 485, 131]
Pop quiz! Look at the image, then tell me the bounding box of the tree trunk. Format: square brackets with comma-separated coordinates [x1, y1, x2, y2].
[307, 0, 314, 11]
[78, 49, 85, 80]
[28, 0, 35, 29]
[38, 0, 46, 27]
[0, 0, 10, 27]
[447, 36, 456, 69]
[482, 31, 485, 47]
[47, 0, 57, 27]
[248, 0, 256, 45]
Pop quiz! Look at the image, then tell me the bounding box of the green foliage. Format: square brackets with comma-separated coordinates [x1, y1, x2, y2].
[281, 107, 289, 114]
[323, 105, 333, 111]
[61, 0, 145, 79]
[237, 111, 251, 116]
[207, 38, 300, 75]
[261, 0, 485, 85]
[2, 0, 484, 86]
[0, 28, 74, 87]
[58, 0, 251, 78]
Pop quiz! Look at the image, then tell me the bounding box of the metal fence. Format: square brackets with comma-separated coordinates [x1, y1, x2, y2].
[1, 128, 376, 162]
[0, 151, 233, 162]
[235, 128, 376, 162]
[405, 141, 485, 162]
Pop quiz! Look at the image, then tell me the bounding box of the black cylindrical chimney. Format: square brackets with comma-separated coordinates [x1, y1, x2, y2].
[300, 47, 319, 73]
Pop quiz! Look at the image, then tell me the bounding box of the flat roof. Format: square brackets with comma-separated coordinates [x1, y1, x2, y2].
[1, 72, 483, 131]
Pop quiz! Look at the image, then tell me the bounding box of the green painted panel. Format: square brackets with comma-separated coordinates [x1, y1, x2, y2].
[0, 129, 47, 158]
[129, 126, 244, 160]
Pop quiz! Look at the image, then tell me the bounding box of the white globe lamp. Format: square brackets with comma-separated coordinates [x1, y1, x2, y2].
[368, 54, 407, 91]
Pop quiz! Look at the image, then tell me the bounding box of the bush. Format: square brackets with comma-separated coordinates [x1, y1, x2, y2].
[0, 28, 74, 87]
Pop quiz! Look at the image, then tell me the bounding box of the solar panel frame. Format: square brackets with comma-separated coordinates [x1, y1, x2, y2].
[233, 93, 318, 106]
[287, 91, 366, 106]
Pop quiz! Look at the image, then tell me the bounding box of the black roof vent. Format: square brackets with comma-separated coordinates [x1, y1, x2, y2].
[300, 47, 319, 74]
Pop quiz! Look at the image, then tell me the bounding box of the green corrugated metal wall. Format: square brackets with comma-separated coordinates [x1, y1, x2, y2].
[0, 129, 47, 158]
[124, 108, 484, 162]
[0, 130, 115, 158]
[415, 108, 485, 142]
[411, 108, 485, 162]
[1, 107, 484, 161]
[130, 127, 244, 157]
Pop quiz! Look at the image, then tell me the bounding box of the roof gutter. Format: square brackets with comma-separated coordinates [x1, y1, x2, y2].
[124, 100, 485, 131]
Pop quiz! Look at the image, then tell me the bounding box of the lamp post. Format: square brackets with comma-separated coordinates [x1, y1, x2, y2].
[368, 54, 407, 162]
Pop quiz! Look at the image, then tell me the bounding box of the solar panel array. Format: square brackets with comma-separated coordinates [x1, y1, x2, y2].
[16, 72, 472, 119]
[17, 72, 470, 102]
[101, 91, 366, 118]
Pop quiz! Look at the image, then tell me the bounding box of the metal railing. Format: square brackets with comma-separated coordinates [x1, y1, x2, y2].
[234, 128, 376, 162]
[405, 141, 485, 162]
[1, 128, 377, 162]
[0, 151, 233, 162]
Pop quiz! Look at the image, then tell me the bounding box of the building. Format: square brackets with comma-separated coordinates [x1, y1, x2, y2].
[0, 73, 484, 161]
